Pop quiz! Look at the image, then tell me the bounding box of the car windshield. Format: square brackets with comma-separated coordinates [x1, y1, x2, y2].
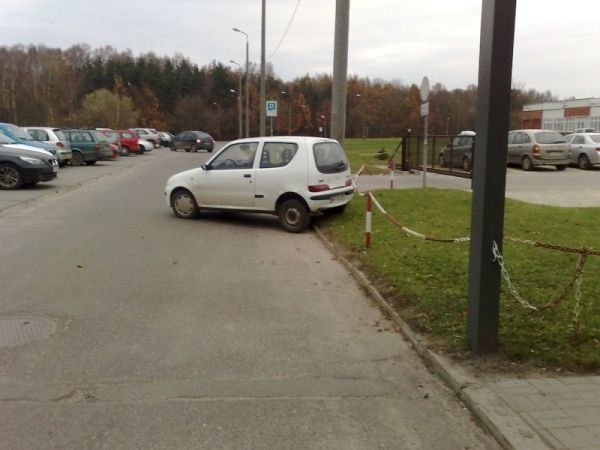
[535, 132, 566, 144]
[0, 131, 16, 144]
[313, 141, 349, 174]
[4, 123, 34, 140]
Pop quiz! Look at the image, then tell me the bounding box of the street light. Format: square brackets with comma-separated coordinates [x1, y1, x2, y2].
[232, 27, 250, 137]
[281, 91, 292, 135]
[229, 60, 243, 139]
[321, 115, 327, 137]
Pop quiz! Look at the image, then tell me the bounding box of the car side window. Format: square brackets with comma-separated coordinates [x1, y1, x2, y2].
[521, 133, 531, 144]
[211, 142, 259, 170]
[260, 143, 298, 168]
[573, 135, 585, 144]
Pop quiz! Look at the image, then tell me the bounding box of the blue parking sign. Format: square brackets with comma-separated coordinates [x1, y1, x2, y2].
[266, 100, 278, 117]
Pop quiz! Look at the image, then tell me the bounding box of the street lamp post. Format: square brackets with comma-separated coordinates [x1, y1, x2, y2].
[281, 91, 291, 135]
[229, 60, 243, 139]
[233, 28, 250, 137]
[321, 115, 327, 137]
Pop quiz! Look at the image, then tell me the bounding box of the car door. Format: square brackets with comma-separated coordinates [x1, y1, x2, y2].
[192, 142, 259, 208]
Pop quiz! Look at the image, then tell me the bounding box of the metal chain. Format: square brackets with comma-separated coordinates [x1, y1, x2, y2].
[492, 241, 539, 310]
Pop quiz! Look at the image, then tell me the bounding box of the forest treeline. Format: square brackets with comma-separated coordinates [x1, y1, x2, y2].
[0, 44, 557, 140]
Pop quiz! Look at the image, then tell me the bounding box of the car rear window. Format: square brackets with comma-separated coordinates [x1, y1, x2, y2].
[535, 132, 566, 144]
[313, 142, 349, 174]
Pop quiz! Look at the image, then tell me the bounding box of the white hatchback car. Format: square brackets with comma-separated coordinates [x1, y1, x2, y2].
[164, 136, 354, 232]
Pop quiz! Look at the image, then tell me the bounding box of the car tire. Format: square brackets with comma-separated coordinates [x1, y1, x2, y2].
[191, 145, 198, 152]
[555, 164, 567, 171]
[139, 145, 145, 154]
[577, 154, 591, 170]
[120, 147, 130, 156]
[71, 151, 84, 166]
[521, 156, 533, 171]
[171, 189, 199, 219]
[439, 154, 447, 167]
[0, 163, 22, 190]
[185, 148, 191, 152]
[170, 145, 176, 152]
[462, 156, 471, 172]
[87, 160, 97, 166]
[278, 198, 310, 233]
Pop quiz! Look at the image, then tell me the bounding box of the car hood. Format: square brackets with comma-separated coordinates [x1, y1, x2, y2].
[167, 168, 198, 186]
[0, 144, 54, 158]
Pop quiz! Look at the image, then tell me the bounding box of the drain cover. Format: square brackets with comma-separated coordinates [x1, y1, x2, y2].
[0, 317, 56, 348]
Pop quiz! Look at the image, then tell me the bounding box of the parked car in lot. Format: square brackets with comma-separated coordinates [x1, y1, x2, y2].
[507, 129, 570, 171]
[158, 131, 174, 147]
[23, 127, 72, 167]
[170, 130, 215, 152]
[0, 122, 56, 156]
[0, 133, 58, 189]
[138, 138, 153, 153]
[62, 129, 112, 166]
[439, 131, 475, 171]
[565, 132, 600, 169]
[133, 128, 160, 147]
[165, 136, 354, 232]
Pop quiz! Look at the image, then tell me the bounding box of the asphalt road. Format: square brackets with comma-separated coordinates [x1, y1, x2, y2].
[0, 148, 500, 449]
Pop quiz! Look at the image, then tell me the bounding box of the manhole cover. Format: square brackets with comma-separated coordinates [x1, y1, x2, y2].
[0, 317, 56, 348]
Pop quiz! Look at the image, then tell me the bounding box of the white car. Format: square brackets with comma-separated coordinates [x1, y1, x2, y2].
[164, 136, 354, 232]
[138, 139, 153, 153]
[565, 132, 600, 169]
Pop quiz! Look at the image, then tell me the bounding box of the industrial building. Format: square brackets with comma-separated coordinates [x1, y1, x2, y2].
[522, 97, 600, 132]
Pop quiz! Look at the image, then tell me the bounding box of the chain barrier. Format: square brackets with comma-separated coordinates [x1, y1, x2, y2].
[350, 167, 598, 317]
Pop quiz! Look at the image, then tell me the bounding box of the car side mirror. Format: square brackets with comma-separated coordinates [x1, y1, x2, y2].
[202, 164, 210, 170]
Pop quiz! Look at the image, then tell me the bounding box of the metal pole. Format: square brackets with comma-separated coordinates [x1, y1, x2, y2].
[331, 0, 350, 145]
[467, 0, 517, 353]
[422, 115, 428, 188]
[260, 0, 266, 136]
[232, 29, 250, 138]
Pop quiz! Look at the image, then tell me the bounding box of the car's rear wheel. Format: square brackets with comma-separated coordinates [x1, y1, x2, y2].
[439, 153, 447, 167]
[71, 151, 84, 166]
[278, 198, 310, 233]
[170, 145, 176, 152]
[0, 163, 22, 190]
[171, 189, 199, 219]
[462, 156, 471, 172]
[521, 156, 533, 171]
[577, 154, 591, 170]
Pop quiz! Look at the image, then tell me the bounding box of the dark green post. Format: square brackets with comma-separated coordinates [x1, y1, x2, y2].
[467, 0, 517, 353]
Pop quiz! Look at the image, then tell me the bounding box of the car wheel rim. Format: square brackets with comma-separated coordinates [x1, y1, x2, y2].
[284, 207, 302, 226]
[0, 166, 19, 188]
[174, 194, 194, 216]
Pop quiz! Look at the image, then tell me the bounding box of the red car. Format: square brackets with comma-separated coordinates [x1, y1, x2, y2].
[101, 129, 142, 155]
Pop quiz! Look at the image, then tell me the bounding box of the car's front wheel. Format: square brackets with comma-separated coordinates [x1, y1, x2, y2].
[171, 189, 199, 219]
[278, 198, 310, 233]
[0, 163, 22, 190]
[439, 153, 447, 167]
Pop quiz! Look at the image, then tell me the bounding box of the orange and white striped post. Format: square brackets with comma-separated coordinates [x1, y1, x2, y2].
[365, 192, 372, 248]
[388, 158, 395, 189]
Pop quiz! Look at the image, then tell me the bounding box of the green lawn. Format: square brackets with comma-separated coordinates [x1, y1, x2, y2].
[343, 138, 403, 173]
[318, 187, 600, 371]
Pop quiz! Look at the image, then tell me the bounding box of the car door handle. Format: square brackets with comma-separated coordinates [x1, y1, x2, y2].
[243, 174, 252, 178]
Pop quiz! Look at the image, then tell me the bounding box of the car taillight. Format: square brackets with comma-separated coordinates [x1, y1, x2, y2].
[57, 142, 64, 148]
[532, 144, 541, 155]
[345, 179, 352, 186]
[309, 184, 330, 192]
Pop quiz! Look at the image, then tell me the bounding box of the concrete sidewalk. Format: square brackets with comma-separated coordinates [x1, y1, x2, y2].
[326, 170, 600, 449]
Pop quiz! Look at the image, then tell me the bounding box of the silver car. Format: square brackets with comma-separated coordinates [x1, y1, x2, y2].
[507, 129, 570, 171]
[24, 127, 72, 167]
[565, 132, 600, 169]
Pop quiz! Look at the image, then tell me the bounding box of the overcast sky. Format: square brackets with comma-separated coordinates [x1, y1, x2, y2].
[3, 0, 598, 99]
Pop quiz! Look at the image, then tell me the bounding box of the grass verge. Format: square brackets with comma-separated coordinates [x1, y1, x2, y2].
[318, 188, 600, 372]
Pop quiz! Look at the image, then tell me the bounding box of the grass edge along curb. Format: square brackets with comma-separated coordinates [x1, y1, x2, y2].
[312, 223, 552, 450]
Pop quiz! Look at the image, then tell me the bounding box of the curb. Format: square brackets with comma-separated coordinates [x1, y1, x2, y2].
[312, 224, 552, 450]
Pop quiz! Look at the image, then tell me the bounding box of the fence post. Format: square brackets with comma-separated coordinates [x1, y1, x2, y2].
[388, 157, 394, 189]
[365, 192, 372, 248]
